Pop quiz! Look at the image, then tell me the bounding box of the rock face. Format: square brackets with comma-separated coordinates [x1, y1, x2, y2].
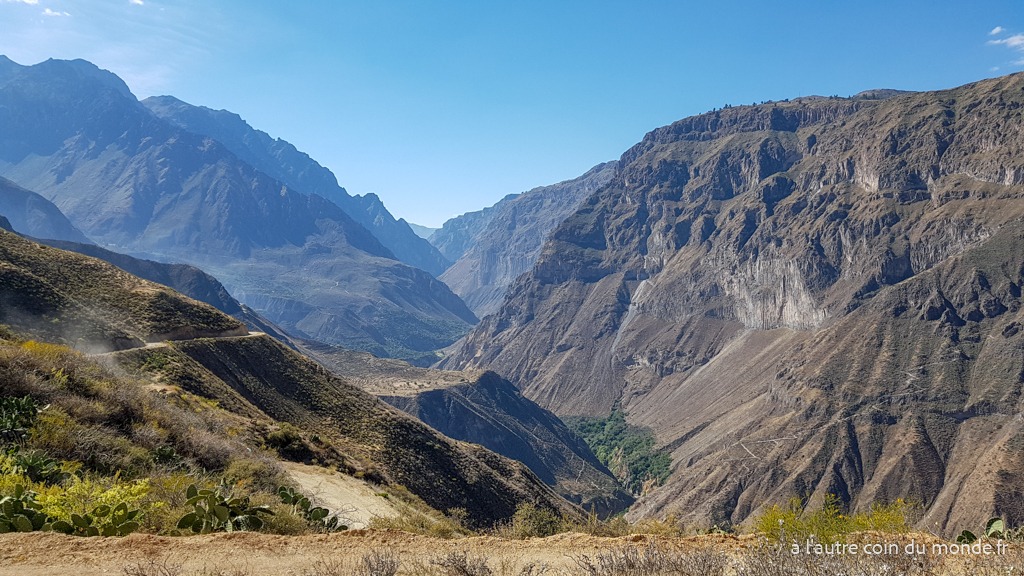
[0, 57, 475, 361]
[142, 96, 451, 276]
[304, 342, 633, 516]
[0, 176, 91, 243]
[440, 163, 617, 317]
[445, 73, 1024, 535]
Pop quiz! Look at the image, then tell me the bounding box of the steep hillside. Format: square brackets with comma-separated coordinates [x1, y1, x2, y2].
[35, 236, 294, 346]
[303, 342, 633, 516]
[0, 176, 91, 243]
[0, 232, 575, 528]
[446, 73, 1024, 534]
[0, 227, 245, 351]
[441, 162, 617, 317]
[143, 95, 450, 276]
[0, 57, 475, 361]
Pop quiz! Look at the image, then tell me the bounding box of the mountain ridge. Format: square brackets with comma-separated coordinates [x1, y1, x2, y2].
[142, 95, 451, 276]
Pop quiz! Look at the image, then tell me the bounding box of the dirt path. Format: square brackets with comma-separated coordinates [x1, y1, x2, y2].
[0, 531, 746, 576]
[88, 331, 268, 358]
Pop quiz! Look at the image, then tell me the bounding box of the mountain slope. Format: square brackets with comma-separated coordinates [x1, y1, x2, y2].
[445, 73, 1024, 534]
[302, 342, 633, 516]
[0, 230, 575, 528]
[0, 57, 475, 360]
[0, 227, 245, 352]
[440, 162, 617, 317]
[142, 95, 450, 276]
[0, 176, 91, 243]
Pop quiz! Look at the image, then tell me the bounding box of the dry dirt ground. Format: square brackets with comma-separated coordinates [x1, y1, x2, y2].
[281, 462, 400, 529]
[2, 531, 1023, 576]
[2, 531, 730, 575]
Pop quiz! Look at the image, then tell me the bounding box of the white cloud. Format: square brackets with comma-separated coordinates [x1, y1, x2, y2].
[1, 0, 40, 4]
[989, 33, 1024, 49]
[42, 7, 69, 16]
[129, 0, 144, 5]
[990, 26, 1005, 35]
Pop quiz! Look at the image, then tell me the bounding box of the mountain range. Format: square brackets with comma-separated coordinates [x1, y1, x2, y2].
[0, 56, 473, 362]
[445, 73, 1024, 535]
[5, 51, 1024, 538]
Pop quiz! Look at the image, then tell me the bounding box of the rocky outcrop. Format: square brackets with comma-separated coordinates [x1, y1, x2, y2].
[0, 58, 475, 360]
[440, 163, 617, 317]
[446, 73, 1024, 535]
[143, 96, 451, 276]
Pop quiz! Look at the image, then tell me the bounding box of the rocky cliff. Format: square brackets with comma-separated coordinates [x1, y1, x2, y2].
[440, 162, 617, 317]
[445, 73, 1024, 534]
[429, 196, 515, 263]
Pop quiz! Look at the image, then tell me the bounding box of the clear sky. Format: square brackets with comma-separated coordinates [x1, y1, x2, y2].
[1, 1, 1022, 227]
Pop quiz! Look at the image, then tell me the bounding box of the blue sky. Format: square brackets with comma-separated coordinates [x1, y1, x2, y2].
[1, 1, 1022, 227]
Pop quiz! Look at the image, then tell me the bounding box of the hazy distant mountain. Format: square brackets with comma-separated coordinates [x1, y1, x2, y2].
[439, 162, 617, 317]
[446, 74, 1024, 535]
[408, 222, 438, 239]
[0, 175, 91, 243]
[142, 95, 450, 276]
[0, 57, 475, 361]
[428, 194, 516, 262]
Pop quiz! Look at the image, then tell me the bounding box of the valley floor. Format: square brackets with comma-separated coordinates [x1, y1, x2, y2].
[2, 531, 1022, 575]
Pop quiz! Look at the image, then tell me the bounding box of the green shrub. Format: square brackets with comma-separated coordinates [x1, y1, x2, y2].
[48, 501, 141, 537]
[176, 483, 274, 533]
[566, 410, 671, 494]
[277, 485, 347, 532]
[754, 495, 914, 544]
[0, 484, 52, 533]
[508, 502, 562, 539]
[0, 396, 38, 444]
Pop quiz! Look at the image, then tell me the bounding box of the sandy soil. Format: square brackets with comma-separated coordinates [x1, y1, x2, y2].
[282, 462, 400, 529]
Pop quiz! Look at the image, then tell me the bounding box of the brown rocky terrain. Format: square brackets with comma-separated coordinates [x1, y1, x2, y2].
[444, 73, 1024, 535]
